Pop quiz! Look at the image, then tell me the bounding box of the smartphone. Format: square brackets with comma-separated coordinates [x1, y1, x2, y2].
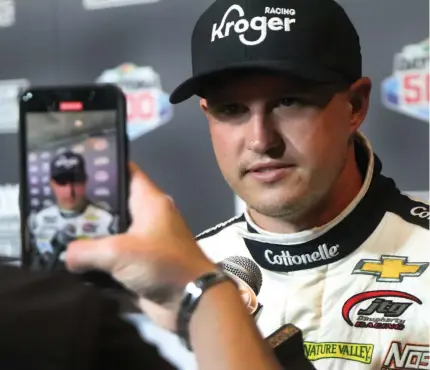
[19, 84, 129, 288]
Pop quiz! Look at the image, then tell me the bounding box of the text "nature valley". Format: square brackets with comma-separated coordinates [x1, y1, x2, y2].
[304, 342, 374, 364]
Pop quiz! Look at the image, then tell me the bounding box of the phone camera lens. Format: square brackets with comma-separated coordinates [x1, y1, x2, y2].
[22, 92, 32, 102]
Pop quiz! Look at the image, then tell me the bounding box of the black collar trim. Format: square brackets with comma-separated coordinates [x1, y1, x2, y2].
[59, 202, 89, 218]
[385, 187, 429, 231]
[196, 214, 246, 241]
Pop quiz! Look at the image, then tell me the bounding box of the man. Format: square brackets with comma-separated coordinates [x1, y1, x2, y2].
[167, 0, 430, 369]
[29, 151, 117, 269]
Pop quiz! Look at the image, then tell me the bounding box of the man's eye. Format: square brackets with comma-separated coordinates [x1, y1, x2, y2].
[277, 97, 301, 107]
[211, 104, 246, 116]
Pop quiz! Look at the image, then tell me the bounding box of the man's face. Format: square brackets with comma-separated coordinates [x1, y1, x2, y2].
[50, 180, 87, 211]
[200, 72, 371, 220]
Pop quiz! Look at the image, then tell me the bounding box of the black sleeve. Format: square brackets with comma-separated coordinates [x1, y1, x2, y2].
[95, 295, 177, 370]
[0, 266, 176, 370]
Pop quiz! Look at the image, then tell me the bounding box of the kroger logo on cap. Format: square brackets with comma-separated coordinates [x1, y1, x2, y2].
[55, 156, 79, 169]
[211, 5, 296, 46]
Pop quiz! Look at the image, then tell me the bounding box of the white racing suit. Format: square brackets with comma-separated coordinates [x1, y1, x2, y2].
[29, 202, 118, 269]
[118, 133, 429, 370]
[195, 134, 430, 370]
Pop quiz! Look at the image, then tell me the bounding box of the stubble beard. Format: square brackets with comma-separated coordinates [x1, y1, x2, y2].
[246, 186, 326, 222]
[243, 161, 347, 225]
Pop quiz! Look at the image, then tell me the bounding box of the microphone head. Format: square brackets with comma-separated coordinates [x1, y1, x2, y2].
[55, 224, 77, 246]
[64, 224, 76, 236]
[219, 256, 263, 295]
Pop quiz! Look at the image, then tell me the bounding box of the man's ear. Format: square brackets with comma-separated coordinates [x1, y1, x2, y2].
[348, 77, 372, 131]
[200, 98, 209, 115]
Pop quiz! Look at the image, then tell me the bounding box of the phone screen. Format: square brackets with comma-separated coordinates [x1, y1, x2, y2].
[20, 86, 128, 272]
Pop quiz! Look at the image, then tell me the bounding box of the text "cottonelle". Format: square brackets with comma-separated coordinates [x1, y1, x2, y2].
[265, 244, 340, 266]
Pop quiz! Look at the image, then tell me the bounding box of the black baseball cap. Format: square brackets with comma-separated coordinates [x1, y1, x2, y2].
[170, 0, 362, 104]
[50, 151, 87, 184]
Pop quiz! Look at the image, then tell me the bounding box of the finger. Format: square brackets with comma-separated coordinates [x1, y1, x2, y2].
[65, 236, 119, 273]
[127, 162, 167, 223]
[128, 161, 140, 176]
[128, 161, 162, 195]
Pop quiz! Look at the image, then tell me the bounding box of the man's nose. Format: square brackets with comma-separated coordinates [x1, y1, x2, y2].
[245, 113, 282, 154]
[65, 184, 74, 196]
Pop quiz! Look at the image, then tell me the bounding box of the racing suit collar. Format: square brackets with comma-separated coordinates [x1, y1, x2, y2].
[239, 132, 396, 273]
[59, 200, 90, 219]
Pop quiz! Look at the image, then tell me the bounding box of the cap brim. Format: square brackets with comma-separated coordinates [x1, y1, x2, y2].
[169, 60, 348, 104]
[52, 173, 87, 184]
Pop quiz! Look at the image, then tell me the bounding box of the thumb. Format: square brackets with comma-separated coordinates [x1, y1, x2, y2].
[128, 162, 166, 223]
[65, 236, 119, 273]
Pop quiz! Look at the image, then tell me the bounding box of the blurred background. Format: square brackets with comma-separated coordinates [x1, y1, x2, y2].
[0, 0, 428, 262]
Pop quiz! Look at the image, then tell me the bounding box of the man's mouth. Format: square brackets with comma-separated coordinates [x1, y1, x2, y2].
[246, 162, 295, 183]
[247, 162, 294, 172]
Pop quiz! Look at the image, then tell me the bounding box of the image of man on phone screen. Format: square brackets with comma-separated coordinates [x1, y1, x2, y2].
[28, 150, 118, 270]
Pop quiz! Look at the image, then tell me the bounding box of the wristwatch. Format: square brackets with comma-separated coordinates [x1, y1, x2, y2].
[176, 270, 234, 350]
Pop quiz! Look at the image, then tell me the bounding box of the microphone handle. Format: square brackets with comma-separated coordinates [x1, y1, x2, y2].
[266, 324, 316, 369]
[46, 232, 69, 270]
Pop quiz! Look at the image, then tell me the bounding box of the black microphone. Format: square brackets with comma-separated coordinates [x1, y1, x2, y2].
[46, 224, 77, 270]
[217, 256, 263, 318]
[54, 223, 77, 247]
[266, 324, 316, 369]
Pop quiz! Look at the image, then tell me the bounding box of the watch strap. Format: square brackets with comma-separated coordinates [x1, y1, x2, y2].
[176, 270, 233, 350]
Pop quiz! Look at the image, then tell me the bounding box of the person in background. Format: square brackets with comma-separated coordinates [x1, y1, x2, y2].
[29, 151, 117, 270]
[163, 0, 429, 369]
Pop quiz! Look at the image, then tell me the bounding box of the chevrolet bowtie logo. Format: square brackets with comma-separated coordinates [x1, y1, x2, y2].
[352, 255, 429, 282]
